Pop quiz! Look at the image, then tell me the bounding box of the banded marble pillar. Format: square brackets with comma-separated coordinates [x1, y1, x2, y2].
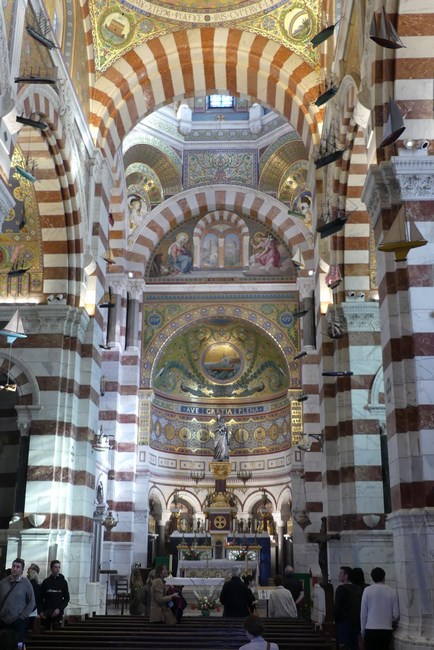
[363, 155, 434, 648]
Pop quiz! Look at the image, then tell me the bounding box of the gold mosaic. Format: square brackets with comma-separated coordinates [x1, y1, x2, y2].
[90, 0, 320, 73]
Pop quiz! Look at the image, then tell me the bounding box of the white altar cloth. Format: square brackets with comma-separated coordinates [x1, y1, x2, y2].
[177, 559, 257, 578]
[166, 577, 224, 587]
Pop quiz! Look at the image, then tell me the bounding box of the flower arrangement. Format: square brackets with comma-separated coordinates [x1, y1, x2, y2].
[230, 546, 255, 561]
[191, 588, 220, 613]
[183, 544, 202, 561]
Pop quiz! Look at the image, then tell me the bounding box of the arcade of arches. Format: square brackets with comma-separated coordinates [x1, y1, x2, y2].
[0, 1, 433, 647]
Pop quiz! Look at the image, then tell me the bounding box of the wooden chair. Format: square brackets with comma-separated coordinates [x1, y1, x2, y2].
[114, 576, 130, 614]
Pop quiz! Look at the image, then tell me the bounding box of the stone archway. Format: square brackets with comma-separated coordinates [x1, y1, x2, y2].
[89, 28, 322, 162]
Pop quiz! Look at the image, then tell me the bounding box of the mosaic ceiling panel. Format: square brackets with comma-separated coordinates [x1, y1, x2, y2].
[90, 1, 321, 73]
[151, 317, 290, 402]
[183, 150, 257, 189]
[124, 0, 279, 15]
[0, 146, 44, 299]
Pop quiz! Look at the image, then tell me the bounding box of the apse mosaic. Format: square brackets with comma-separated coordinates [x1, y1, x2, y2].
[89, 0, 320, 72]
[151, 317, 290, 402]
[147, 213, 297, 283]
[142, 293, 301, 390]
[0, 146, 43, 299]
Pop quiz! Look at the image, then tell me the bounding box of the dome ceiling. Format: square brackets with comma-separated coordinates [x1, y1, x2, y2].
[152, 317, 290, 403]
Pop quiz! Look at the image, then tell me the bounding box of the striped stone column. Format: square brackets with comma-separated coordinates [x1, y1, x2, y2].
[363, 155, 434, 646]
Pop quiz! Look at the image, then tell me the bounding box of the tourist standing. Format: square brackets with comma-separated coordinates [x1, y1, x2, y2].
[129, 568, 146, 615]
[361, 567, 399, 650]
[27, 563, 41, 631]
[283, 565, 304, 613]
[334, 566, 362, 650]
[269, 575, 297, 618]
[0, 558, 35, 648]
[150, 565, 178, 624]
[219, 567, 251, 618]
[40, 560, 70, 630]
[243, 575, 257, 613]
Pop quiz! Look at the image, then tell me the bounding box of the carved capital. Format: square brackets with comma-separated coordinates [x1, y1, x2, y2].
[363, 156, 434, 225]
[393, 155, 434, 201]
[127, 279, 146, 300]
[16, 305, 90, 340]
[15, 405, 43, 435]
[341, 302, 380, 332]
[362, 162, 401, 225]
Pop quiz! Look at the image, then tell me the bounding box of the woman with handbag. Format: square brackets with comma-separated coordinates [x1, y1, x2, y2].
[149, 565, 179, 625]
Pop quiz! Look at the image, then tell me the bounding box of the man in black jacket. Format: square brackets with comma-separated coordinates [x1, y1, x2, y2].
[39, 560, 70, 630]
[219, 568, 251, 617]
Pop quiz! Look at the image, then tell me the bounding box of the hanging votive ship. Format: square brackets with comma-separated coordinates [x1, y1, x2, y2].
[314, 75, 339, 108]
[369, 7, 405, 49]
[378, 204, 427, 262]
[379, 100, 406, 148]
[316, 203, 348, 239]
[315, 127, 346, 169]
[310, 19, 340, 48]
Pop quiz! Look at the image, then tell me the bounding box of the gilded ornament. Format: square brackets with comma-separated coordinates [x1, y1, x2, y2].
[209, 461, 231, 479]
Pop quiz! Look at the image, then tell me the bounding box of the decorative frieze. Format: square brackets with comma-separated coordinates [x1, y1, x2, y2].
[363, 156, 434, 224]
[0, 305, 90, 339]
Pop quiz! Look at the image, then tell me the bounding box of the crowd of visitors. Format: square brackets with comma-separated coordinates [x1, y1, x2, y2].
[334, 565, 399, 650]
[0, 558, 69, 648]
[0, 554, 399, 650]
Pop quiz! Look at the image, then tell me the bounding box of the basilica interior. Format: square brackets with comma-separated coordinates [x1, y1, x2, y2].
[0, 1, 433, 648]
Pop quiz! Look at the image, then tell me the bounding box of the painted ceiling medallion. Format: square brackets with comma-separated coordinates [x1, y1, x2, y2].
[120, 0, 286, 23]
[202, 342, 243, 384]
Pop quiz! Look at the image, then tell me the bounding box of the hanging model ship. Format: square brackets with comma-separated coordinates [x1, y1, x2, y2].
[26, 12, 57, 50]
[15, 66, 57, 85]
[377, 204, 427, 262]
[315, 127, 346, 169]
[369, 7, 405, 49]
[315, 75, 339, 108]
[7, 258, 31, 278]
[310, 19, 340, 48]
[316, 202, 348, 239]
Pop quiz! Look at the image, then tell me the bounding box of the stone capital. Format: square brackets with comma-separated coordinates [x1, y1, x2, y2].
[15, 405, 43, 435]
[8, 305, 90, 339]
[127, 279, 146, 300]
[340, 302, 380, 332]
[297, 276, 315, 300]
[362, 156, 434, 225]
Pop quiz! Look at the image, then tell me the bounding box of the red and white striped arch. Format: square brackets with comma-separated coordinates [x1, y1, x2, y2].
[127, 185, 313, 273]
[193, 210, 249, 240]
[18, 89, 86, 306]
[89, 28, 322, 162]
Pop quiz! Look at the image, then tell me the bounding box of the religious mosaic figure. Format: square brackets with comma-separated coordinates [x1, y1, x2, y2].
[167, 232, 193, 274]
[249, 233, 281, 272]
[128, 196, 148, 232]
[213, 414, 230, 461]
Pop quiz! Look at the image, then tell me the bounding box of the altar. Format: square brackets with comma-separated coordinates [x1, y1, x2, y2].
[169, 533, 271, 585]
[177, 559, 258, 580]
